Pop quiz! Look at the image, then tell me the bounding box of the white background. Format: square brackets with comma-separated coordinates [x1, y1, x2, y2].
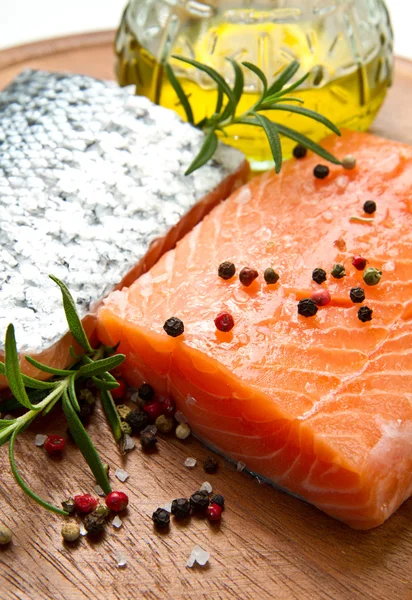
[0, 0, 410, 58]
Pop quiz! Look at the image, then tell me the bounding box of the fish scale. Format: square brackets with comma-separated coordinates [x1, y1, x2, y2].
[0, 69, 246, 355]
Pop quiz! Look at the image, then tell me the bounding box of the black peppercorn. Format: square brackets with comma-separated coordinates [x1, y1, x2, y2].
[358, 306, 373, 322]
[203, 456, 219, 474]
[140, 429, 158, 451]
[312, 268, 327, 285]
[218, 261, 236, 280]
[61, 498, 76, 514]
[171, 498, 192, 519]
[190, 490, 210, 512]
[137, 383, 154, 403]
[126, 409, 149, 433]
[350, 287, 366, 303]
[264, 268, 279, 285]
[152, 508, 170, 528]
[78, 403, 92, 420]
[298, 298, 318, 318]
[239, 267, 259, 287]
[363, 200, 376, 214]
[163, 317, 184, 337]
[314, 164, 329, 179]
[330, 264, 346, 279]
[293, 144, 307, 159]
[84, 513, 106, 535]
[79, 388, 96, 407]
[210, 494, 225, 509]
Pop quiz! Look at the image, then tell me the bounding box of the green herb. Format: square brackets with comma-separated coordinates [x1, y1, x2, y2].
[0, 276, 126, 514]
[166, 57, 341, 175]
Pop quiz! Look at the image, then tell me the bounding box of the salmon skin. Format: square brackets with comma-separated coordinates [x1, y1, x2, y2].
[98, 131, 412, 529]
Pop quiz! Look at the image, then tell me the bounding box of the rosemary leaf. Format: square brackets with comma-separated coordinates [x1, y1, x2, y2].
[5, 325, 37, 411]
[62, 390, 111, 494]
[67, 374, 80, 413]
[49, 275, 93, 353]
[78, 354, 125, 378]
[91, 377, 120, 392]
[100, 389, 124, 447]
[173, 56, 235, 108]
[214, 86, 224, 115]
[165, 63, 194, 124]
[275, 123, 342, 165]
[0, 419, 16, 428]
[265, 72, 310, 102]
[224, 57, 244, 119]
[252, 114, 282, 173]
[266, 60, 300, 96]
[25, 355, 76, 376]
[0, 361, 55, 390]
[261, 103, 341, 136]
[242, 61, 268, 95]
[185, 129, 218, 176]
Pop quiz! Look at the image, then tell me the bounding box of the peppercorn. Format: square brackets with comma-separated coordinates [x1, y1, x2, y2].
[298, 298, 318, 318]
[312, 268, 327, 285]
[137, 383, 155, 403]
[143, 401, 164, 423]
[214, 312, 235, 332]
[152, 508, 170, 528]
[330, 264, 346, 279]
[171, 498, 192, 519]
[102, 463, 110, 477]
[78, 404, 92, 420]
[61, 498, 76, 514]
[126, 409, 149, 433]
[293, 144, 307, 159]
[314, 164, 329, 179]
[155, 414, 174, 434]
[120, 421, 132, 436]
[239, 267, 258, 287]
[111, 378, 126, 401]
[352, 256, 367, 271]
[190, 490, 210, 512]
[106, 491, 129, 512]
[363, 267, 382, 286]
[61, 522, 80, 542]
[44, 435, 66, 455]
[363, 200, 376, 214]
[140, 429, 158, 451]
[84, 513, 106, 535]
[163, 317, 184, 337]
[73, 494, 98, 514]
[94, 504, 110, 517]
[161, 396, 176, 418]
[210, 494, 225, 509]
[311, 289, 331, 306]
[342, 155, 357, 170]
[350, 287, 366, 303]
[203, 456, 219, 474]
[79, 388, 96, 407]
[263, 267, 279, 285]
[0, 524, 12, 545]
[117, 404, 132, 420]
[358, 306, 373, 322]
[218, 261, 236, 280]
[175, 423, 191, 440]
[207, 504, 222, 521]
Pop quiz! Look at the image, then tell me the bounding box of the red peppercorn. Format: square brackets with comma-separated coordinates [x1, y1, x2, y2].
[239, 267, 258, 287]
[143, 401, 163, 423]
[44, 435, 66, 455]
[161, 397, 176, 418]
[73, 494, 98, 514]
[207, 503, 222, 521]
[352, 256, 367, 271]
[111, 378, 126, 401]
[214, 312, 234, 332]
[105, 491, 129, 512]
[310, 289, 331, 307]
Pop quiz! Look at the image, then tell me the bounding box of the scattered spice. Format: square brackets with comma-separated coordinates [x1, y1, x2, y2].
[176, 423, 191, 440]
[79, 388, 96, 408]
[293, 144, 307, 159]
[210, 494, 225, 509]
[115, 551, 127, 568]
[161, 397, 176, 418]
[352, 256, 367, 271]
[34, 434, 47, 447]
[123, 435, 136, 452]
[152, 508, 170, 528]
[105, 491, 129, 512]
[137, 383, 154, 403]
[140, 428, 158, 451]
[61, 498, 76, 514]
[218, 261, 236, 280]
[175, 411, 188, 424]
[112, 515, 123, 529]
[349, 216, 374, 224]
[0, 524, 12, 545]
[120, 421, 132, 436]
[126, 409, 149, 433]
[102, 463, 110, 477]
[186, 546, 210, 568]
[313, 164, 329, 179]
[155, 414, 174, 433]
[44, 435, 66, 455]
[239, 267, 258, 287]
[363, 267, 382, 286]
[350, 287, 366, 303]
[342, 154, 357, 170]
[298, 298, 318, 318]
[363, 200, 377, 214]
[143, 401, 163, 423]
[264, 268, 279, 285]
[237, 461, 246, 472]
[163, 317, 184, 337]
[114, 468, 129, 483]
[330, 264, 346, 279]
[207, 504, 222, 522]
[203, 456, 219, 474]
[111, 378, 126, 401]
[184, 457, 197, 468]
[94, 485, 105, 497]
[171, 498, 192, 519]
[190, 490, 210, 512]
[214, 312, 234, 332]
[333, 237, 346, 252]
[61, 522, 80, 542]
[84, 513, 106, 535]
[73, 494, 98, 514]
[311, 289, 331, 307]
[117, 404, 132, 420]
[95, 504, 110, 517]
[358, 306, 373, 322]
[312, 268, 327, 285]
[199, 481, 213, 494]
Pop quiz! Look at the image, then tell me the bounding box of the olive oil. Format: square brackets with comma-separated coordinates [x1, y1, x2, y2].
[116, 4, 393, 170]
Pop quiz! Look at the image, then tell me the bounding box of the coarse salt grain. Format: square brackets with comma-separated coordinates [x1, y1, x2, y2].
[115, 551, 127, 568]
[112, 516, 123, 529]
[186, 546, 210, 568]
[175, 410, 188, 424]
[199, 481, 212, 494]
[115, 468, 129, 483]
[94, 485, 105, 497]
[237, 461, 246, 472]
[79, 523, 87, 537]
[124, 435, 135, 451]
[34, 434, 47, 447]
[184, 457, 197, 469]
[161, 502, 172, 513]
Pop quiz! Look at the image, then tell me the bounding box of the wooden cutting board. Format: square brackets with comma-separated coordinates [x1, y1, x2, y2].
[0, 31, 411, 600]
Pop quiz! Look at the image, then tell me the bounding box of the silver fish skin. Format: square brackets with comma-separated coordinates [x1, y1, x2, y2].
[0, 70, 245, 354]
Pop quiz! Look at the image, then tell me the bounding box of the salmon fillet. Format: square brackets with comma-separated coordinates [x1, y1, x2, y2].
[97, 131, 412, 529]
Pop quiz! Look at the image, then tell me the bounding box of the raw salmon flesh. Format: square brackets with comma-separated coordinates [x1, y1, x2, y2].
[98, 131, 412, 529]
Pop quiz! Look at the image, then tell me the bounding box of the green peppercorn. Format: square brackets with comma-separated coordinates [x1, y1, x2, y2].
[155, 414, 174, 434]
[190, 490, 210, 512]
[312, 268, 327, 285]
[358, 306, 373, 322]
[152, 508, 170, 528]
[61, 498, 76, 514]
[0, 524, 12, 545]
[203, 456, 219, 474]
[330, 264, 346, 279]
[102, 463, 110, 477]
[171, 498, 192, 519]
[350, 287, 366, 303]
[264, 268, 279, 285]
[218, 261, 236, 280]
[298, 298, 318, 318]
[363, 267, 382, 286]
[84, 512, 106, 535]
[120, 421, 132, 436]
[126, 409, 149, 433]
[94, 504, 110, 518]
[117, 404, 132, 420]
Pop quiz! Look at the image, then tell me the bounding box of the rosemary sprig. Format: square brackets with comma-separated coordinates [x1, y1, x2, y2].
[0, 276, 126, 514]
[166, 57, 341, 175]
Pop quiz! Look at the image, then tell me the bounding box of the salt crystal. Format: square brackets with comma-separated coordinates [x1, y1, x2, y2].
[161, 502, 172, 513]
[199, 481, 212, 494]
[112, 516, 123, 529]
[237, 461, 246, 472]
[184, 457, 197, 468]
[130, 392, 140, 404]
[34, 434, 47, 447]
[94, 485, 105, 496]
[115, 551, 127, 568]
[124, 435, 135, 451]
[141, 425, 157, 435]
[175, 410, 188, 424]
[186, 545, 210, 568]
[79, 523, 87, 537]
[115, 468, 129, 482]
[3, 414, 14, 420]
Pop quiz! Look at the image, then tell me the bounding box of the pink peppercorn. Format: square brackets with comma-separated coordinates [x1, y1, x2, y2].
[161, 397, 176, 418]
[44, 435, 66, 455]
[143, 402, 163, 423]
[111, 379, 126, 401]
[207, 503, 222, 521]
[311, 289, 331, 307]
[214, 312, 235, 332]
[73, 494, 98, 514]
[352, 256, 367, 271]
[105, 491, 129, 512]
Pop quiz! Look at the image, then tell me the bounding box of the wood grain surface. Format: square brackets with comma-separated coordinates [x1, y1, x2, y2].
[0, 31, 411, 600]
